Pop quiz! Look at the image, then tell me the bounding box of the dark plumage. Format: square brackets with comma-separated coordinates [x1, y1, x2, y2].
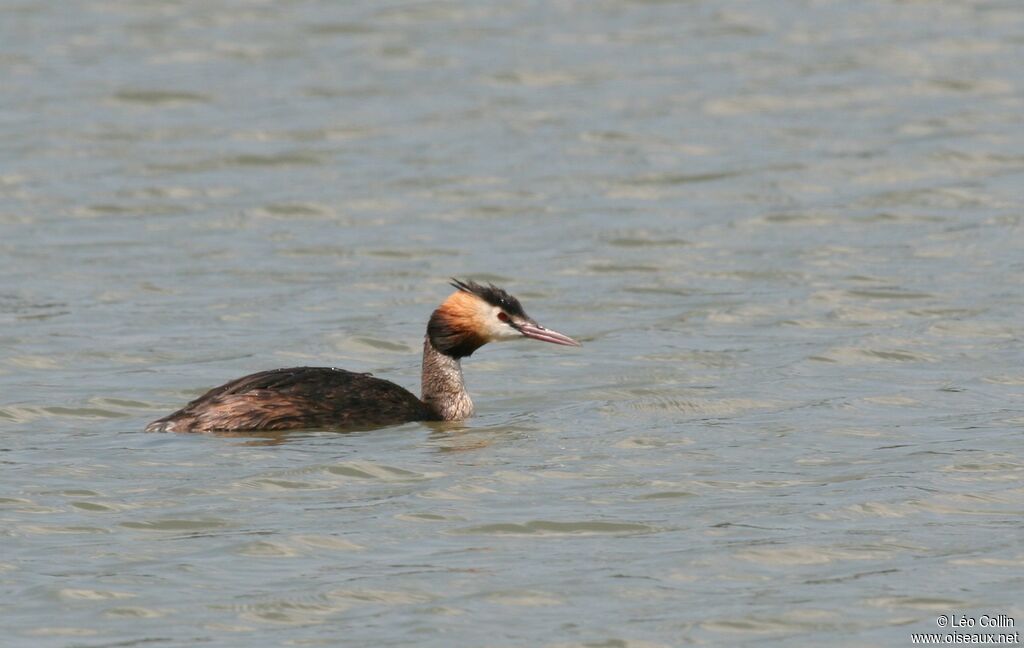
[146, 278, 580, 433]
[145, 367, 435, 432]
[450, 279, 527, 318]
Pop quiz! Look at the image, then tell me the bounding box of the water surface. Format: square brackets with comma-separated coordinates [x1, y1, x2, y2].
[2, 0, 1023, 646]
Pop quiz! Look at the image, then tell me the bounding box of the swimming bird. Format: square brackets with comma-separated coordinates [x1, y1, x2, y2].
[145, 279, 581, 432]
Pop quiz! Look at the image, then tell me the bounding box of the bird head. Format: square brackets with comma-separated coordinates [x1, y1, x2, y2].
[427, 279, 581, 358]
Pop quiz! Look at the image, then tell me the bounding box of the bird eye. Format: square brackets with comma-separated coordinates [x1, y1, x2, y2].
[497, 311, 510, 323]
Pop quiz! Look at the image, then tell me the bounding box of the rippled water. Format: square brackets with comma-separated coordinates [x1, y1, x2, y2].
[3, 0, 1024, 646]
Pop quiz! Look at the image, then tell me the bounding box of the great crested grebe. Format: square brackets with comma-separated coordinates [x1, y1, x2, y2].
[145, 279, 581, 432]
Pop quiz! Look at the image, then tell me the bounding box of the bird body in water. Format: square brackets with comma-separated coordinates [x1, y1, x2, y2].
[145, 280, 581, 432]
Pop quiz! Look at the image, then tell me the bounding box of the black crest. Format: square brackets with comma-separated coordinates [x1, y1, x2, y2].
[450, 278, 527, 318]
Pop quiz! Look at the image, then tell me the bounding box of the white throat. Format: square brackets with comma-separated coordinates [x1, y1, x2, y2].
[420, 336, 474, 421]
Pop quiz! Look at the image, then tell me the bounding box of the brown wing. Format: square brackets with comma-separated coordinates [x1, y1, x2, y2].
[146, 367, 434, 432]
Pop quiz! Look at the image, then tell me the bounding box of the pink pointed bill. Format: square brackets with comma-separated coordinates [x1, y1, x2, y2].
[518, 322, 582, 347]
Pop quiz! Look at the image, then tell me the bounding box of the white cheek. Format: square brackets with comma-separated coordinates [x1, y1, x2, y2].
[492, 326, 522, 342]
[482, 306, 522, 342]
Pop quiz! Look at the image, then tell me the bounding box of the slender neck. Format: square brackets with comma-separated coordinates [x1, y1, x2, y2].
[421, 336, 474, 421]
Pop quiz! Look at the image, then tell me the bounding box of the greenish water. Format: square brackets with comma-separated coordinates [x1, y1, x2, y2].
[2, 1, 1023, 646]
